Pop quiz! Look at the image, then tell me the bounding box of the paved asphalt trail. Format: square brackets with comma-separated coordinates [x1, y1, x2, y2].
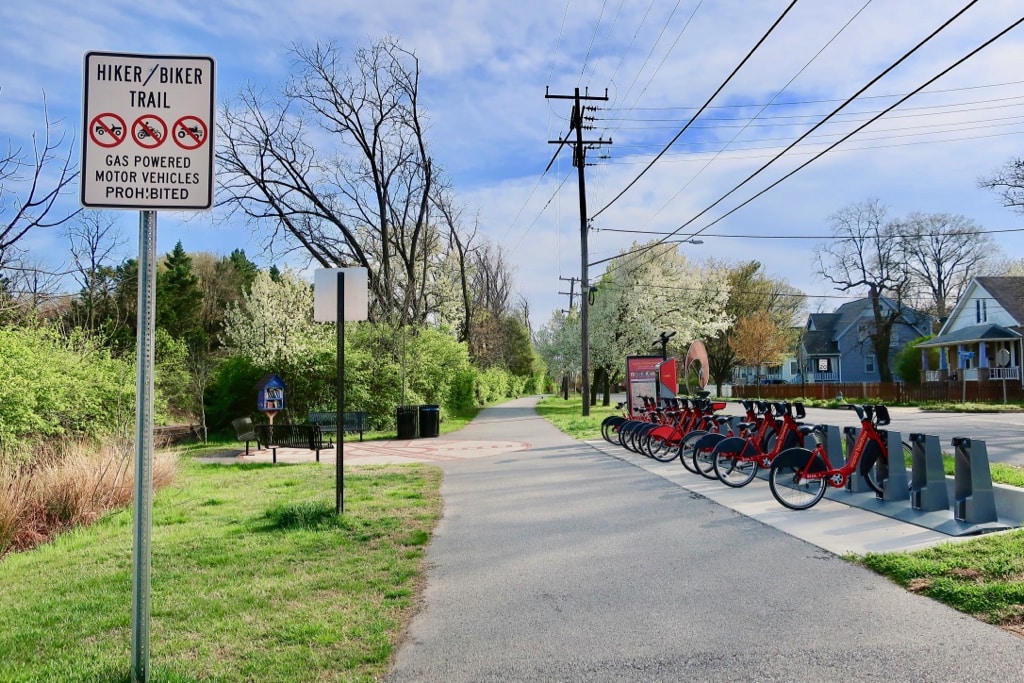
[385, 397, 1023, 682]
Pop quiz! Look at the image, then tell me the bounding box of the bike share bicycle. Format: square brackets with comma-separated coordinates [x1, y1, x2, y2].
[702, 401, 809, 486]
[768, 403, 911, 510]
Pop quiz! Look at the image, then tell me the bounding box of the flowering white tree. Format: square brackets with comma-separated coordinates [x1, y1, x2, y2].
[221, 269, 332, 364]
[534, 309, 581, 397]
[589, 241, 732, 400]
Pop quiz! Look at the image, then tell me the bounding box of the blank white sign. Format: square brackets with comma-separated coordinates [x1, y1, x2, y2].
[313, 268, 369, 322]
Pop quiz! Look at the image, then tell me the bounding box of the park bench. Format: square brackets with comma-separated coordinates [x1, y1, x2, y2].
[231, 417, 261, 455]
[308, 411, 369, 441]
[253, 423, 334, 463]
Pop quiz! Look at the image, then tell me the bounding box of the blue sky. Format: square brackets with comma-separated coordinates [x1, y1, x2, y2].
[3, 0, 1024, 330]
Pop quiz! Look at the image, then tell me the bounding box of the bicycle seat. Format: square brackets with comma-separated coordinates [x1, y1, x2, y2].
[793, 402, 806, 420]
[797, 425, 815, 436]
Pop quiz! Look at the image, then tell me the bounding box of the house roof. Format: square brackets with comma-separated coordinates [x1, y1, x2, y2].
[975, 276, 1024, 324]
[802, 296, 929, 354]
[802, 329, 838, 355]
[916, 323, 1022, 348]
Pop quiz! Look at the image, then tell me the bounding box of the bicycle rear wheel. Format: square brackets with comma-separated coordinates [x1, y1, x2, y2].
[769, 448, 827, 510]
[858, 440, 890, 495]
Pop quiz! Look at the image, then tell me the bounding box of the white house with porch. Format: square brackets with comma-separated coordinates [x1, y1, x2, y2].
[916, 276, 1024, 384]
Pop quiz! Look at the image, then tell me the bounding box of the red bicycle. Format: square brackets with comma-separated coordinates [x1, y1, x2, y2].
[707, 401, 808, 486]
[768, 403, 896, 510]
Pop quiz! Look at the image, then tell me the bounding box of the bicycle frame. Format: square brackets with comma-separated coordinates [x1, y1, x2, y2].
[791, 405, 887, 488]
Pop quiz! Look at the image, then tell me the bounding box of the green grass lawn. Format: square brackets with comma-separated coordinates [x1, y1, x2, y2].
[534, 395, 619, 440]
[0, 459, 441, 683]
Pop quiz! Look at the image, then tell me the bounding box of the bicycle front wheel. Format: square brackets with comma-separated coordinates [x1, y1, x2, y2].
[714, 448, 758, 487]
[677, 430, 706, 474]
[648, 432, 679, 462]
[769, 448, 827, 510]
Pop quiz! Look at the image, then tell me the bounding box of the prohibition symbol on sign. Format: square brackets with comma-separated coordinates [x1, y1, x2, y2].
[172, 115, 208, 150]
[89, 113, 127, 148]
[132, 115, 167, 149]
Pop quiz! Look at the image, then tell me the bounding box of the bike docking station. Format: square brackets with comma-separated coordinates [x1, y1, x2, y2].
[823, 427, 1018, 537]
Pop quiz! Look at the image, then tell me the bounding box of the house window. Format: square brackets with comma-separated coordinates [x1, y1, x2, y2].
[865, 354, 876, 374]
[790, 361, 799, 375]
[976, 299, 988, 323]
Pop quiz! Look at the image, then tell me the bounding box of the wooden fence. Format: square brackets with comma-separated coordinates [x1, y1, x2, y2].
[731, 381, 1024, 404]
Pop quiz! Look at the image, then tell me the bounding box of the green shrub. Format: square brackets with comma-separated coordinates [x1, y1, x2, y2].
[0, 327, 135, 456]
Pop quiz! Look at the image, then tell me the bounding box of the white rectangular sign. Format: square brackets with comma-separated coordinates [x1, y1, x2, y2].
[313, 268, 370, 322]
[81, 51, 215, 210]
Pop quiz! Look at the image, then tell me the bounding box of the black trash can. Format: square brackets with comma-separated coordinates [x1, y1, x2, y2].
[396, 405, 419, 439]
[418, 404, 440, 438]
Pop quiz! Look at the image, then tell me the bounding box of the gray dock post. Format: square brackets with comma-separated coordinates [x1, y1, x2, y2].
[952, 437, 998, 524]
[909, 433, 949, 512]
[879, 429, 909, 502]
[844, 426, 872, 493]
[819, 425, 843, 467]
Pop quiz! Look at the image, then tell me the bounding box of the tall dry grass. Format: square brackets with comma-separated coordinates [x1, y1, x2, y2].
[0, 438, 177, 558]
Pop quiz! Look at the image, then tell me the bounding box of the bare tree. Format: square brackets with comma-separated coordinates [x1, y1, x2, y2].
[64, 211, 125, 334]
[894, 212, 998, 325]
[1, 96, 79, 264]
[979, 157, 1024, 212]
[217, 37, 458, 327]
[814, 199, 912, 382]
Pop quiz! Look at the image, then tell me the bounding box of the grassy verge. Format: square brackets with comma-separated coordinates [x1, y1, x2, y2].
[534, 396, 619, 440]
[0, 460, 442, 683]
[860, 531, 1024, 636]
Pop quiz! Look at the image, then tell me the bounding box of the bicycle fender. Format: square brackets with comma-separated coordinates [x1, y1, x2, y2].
[772, 447, 828, 473]
[649, 425, 673, 440]
[602, 416, 625, 429]
[692, 432, 727, 452]
[710, 436, 748, 457]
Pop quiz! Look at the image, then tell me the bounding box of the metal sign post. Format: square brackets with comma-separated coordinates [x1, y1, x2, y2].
[131, 210, 157, 683]
[313, 269, 369, 514]
[82, 50, 215, 683]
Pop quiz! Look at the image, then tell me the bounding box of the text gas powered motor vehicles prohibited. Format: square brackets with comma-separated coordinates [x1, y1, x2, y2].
[81, 51, 215, 210]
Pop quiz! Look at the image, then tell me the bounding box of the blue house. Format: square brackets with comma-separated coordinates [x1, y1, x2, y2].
[798, 297, 931, 383]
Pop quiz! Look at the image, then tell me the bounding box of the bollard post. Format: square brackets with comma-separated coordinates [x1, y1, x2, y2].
[952, 437, 998, 524]
[844, 426, 871, 493]
[879, 429, 910, 502]
[909, 433, 949, 512]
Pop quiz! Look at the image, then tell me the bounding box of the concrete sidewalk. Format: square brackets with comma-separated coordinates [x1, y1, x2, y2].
[383, 396, 1023, 682]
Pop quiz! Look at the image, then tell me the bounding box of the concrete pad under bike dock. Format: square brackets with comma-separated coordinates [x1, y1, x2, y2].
[588, 438, 966, 556]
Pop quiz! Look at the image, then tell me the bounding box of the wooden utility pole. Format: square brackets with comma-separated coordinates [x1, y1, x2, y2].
[547, 86, 610, 416]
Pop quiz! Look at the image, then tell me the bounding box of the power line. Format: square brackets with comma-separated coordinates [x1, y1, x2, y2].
[681, 11, 1024, 247]
[597, 226, 1024, 239]
[604, 79, 1024, 113]
[595, 0, 873, 251]
[589, 0, 985, 270]
[590, 0, 800, 220]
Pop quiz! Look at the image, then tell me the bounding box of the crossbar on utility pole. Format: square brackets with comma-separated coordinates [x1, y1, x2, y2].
[547, 86, 610, 416]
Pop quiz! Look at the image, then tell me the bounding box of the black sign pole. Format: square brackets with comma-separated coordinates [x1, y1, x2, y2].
[336, 271, 345, 514]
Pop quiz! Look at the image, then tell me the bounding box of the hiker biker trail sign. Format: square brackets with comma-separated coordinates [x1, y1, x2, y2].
[81, 51, 215, 210]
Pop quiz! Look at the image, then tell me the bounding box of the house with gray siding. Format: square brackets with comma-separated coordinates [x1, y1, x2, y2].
[797, 297, 931, 383]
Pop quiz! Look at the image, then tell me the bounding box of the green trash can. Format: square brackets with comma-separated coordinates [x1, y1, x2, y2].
[418, 404, 440, 438]
[396, 405, 418, 439]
